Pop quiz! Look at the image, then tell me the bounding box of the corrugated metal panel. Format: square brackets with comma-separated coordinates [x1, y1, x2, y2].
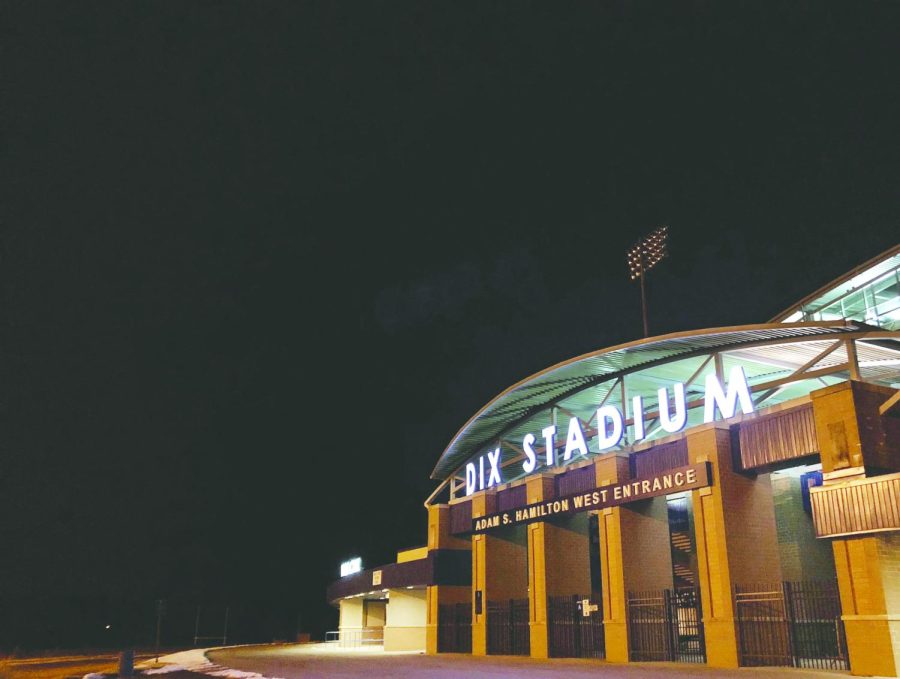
[811, 474, 900, 538]
[738, 404, 818, 470]
[631, 440, 689, 478]
[449, 501, 472, 534]
[497, 484, 527, 511]
[555, 465, 596, 496]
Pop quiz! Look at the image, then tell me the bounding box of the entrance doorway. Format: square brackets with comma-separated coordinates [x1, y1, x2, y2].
[626, 491, 705, 663]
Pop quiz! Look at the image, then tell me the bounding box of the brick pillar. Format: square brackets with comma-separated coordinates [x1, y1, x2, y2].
[832, 535, 900, 677]
[425, 504, 471, 655]
[811, 380, 900, 477]
[470, 491, 494, 656]
[687, 423, 782, 669]
[471, 532, 488, 655]
[595, 453, 631, 662]
[525, 475, 555, 658]
[594, 453, 674, 662]
[811, 380, 900, 676]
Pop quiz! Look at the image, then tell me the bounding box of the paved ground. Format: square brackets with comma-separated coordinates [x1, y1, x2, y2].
[208, 644, 853, 679]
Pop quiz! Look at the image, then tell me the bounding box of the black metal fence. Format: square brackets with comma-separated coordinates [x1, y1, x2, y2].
[437, 602, 471, 653]
[734, 580, 848, 670]
[547, 594, 604, 658]
[486, 598, 530, 656]
[627, 587, 705, 663]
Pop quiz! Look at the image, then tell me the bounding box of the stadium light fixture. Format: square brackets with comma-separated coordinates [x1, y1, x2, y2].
[627, 225, 669, 337]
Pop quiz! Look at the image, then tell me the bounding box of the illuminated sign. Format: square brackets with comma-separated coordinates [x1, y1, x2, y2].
[340, 557, 362, 577]
[468, 463, 711, 533]
[464, 366, 753, 496]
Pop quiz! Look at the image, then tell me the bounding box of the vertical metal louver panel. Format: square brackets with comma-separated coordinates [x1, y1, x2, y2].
[811, 474, 900, 537]
[738, 404, 819, 470]
[497, 484, 527, 511]
[449, 501, 472, 534]
[555, 465, 597, 496]
[630, 440, 689, 478]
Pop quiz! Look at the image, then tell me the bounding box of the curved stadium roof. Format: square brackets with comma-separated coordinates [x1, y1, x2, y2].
[431, 244, 900, 483]
[771, 243, 900, 330]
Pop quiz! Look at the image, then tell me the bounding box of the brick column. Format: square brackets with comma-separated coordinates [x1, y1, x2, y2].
[525, 475, 555, 658]
[470, 491, 495, 656]
[424, 504, 471, 655]
[595, 453, 631, 662]
[811, 380, 900, 676]
[687, 423, 782, 668]
[832, 535, 900, 677]
[594, 453, 674, 662]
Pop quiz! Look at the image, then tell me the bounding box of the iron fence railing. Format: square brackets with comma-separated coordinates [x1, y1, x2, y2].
[437, 603, 471, 653]
[486, 598, 530, 656]
[734, 580, 848, 670]
[627, 587, 705, 663]
[547, 594, 604, 659]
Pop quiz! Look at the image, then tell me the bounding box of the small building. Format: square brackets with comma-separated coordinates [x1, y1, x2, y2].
[328, 243, 900, 676]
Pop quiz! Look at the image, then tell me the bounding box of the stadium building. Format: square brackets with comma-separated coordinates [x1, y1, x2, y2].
[327, 244, 900, 676]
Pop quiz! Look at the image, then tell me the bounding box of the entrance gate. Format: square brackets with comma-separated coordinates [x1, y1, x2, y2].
[547, 594, 605, 658]
[437, 603, 471, 653]
[734, 580, 848, 670]
[486, 598, 530, 655]
[627, 587, 705, 663]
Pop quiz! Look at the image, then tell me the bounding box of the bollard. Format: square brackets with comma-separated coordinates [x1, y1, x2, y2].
[118, 650, 134, 677]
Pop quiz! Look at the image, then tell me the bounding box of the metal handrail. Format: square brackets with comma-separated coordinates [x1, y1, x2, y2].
[323, 628, 384, 648]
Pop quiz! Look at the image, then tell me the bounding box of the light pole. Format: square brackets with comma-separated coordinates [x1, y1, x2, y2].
[155, 599, 166, 662]
[627, 225, 669, 338]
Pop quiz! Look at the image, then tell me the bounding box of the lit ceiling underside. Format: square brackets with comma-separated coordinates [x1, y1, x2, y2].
[431, 323, 900, 482]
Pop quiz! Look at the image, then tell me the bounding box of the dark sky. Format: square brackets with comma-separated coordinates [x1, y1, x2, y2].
[4, 1, 899, 645]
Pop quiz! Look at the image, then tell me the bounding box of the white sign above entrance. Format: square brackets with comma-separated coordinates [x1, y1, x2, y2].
[464, 366, 753, 496]
[340, 557, 362, 577]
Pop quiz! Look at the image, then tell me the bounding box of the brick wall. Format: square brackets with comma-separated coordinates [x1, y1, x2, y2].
[485, 524, 528, 600]
[713, 428, 784, 587]
[545, 513, 592, 596]
[772, 474, 836, 581]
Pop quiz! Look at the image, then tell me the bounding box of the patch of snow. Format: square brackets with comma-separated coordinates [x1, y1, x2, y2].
[145, 648, 281, 679]
[207, 671, 282, 679]
[144, 665, 186, 675]
[154, 650, 211, 668]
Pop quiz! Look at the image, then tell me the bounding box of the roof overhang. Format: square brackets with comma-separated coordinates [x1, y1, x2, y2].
[431, 321, 900, 481]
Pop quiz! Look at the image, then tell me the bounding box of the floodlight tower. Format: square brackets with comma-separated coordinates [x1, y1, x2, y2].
[627, 225, 669, 338]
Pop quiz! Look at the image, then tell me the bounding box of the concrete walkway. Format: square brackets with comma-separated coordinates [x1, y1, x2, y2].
[208, 644, 855, 679]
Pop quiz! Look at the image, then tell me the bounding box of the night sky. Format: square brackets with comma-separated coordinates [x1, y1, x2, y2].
[4, 1, 900, 647]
